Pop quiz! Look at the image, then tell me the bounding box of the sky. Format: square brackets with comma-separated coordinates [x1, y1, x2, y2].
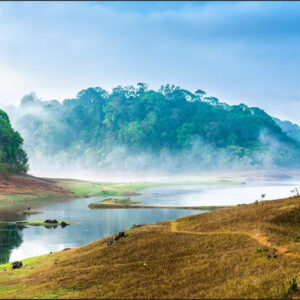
[1, 1, 300, 124]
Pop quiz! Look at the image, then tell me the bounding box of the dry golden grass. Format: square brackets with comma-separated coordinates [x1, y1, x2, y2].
[2, 196, 300, 298]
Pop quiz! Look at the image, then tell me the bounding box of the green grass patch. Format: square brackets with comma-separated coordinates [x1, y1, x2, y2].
[0, 254, 43, 270]
[0, 178, 241, 212]
[58, 181, 165, 198]
[101, 197, 141, 205]
[58, 179, 241, 199]
[22, 210, 43, 215]
[0, 192, 66, 209]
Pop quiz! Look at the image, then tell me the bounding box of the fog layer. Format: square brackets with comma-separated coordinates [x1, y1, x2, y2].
[4, 84, 300, 181]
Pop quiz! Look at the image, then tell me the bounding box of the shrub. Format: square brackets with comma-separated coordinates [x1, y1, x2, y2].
[0, 163, 13, 177]
[256, 246, 269, 253]
[281, 277, 298, 299]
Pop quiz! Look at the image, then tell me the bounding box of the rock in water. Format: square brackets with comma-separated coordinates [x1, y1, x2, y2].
[61, 221, 68, 228]
[44, 219, 59, 224]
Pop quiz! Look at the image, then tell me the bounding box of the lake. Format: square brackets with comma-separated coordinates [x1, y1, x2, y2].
[0, 197, 201, 264]
[1, 180, 299, 264]
[137, 180, 300, 206]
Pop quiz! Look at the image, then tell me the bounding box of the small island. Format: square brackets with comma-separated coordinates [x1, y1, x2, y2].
[88, 197, 142, 208]
[88, 197, 229, 211]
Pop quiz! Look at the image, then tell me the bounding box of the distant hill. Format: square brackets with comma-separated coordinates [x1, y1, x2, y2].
[273, 117, 300, 144]
[6, 84, 300, 173]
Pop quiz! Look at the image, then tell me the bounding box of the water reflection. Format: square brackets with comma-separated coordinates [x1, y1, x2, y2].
[137, 181, 300, 206]
[0, 223, 23, 264]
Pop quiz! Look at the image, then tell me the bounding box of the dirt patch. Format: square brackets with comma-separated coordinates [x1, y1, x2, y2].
[0, 175, 70, 196]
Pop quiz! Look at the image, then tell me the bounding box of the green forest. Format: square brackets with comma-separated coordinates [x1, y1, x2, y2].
[7, 84, 300, 172]
[0, 109, 28, 175]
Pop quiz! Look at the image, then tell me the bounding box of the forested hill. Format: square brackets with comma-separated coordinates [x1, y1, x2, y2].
[0, 109, 28, 175]
[7, 84, 300, 173]
[273, 117, 300, 144]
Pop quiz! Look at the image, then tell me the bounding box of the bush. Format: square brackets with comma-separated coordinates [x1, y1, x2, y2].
[0, 163, 13, 177]
[281, 277, 298, 299]
[256, 246, 269, 253]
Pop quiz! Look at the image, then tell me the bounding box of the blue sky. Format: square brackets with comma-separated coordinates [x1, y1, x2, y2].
[1, 1, 300, 123]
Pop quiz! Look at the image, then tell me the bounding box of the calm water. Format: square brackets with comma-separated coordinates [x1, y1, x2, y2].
[1, 180, 300, 264]
[137, 181, 300, 206]
[0, 196, 202, 264]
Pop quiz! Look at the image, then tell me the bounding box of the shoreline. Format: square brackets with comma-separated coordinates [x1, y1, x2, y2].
[2, 195, 300, 298]
[88, 203, 231, 210]
[0, 205, 216, 266]
[0, 176, 241, 216]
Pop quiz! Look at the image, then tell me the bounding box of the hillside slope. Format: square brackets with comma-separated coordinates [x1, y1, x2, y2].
[274, 117, 300, 144]
[0, 175, 72, 217]
[2, 196, 300, 298]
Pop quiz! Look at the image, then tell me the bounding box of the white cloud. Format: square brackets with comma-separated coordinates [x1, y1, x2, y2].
[0, 2, 299, 123]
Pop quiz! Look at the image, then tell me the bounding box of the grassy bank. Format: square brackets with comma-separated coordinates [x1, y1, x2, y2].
[0, 175, 72, 213]
[0, 175, 240, 213]
[55, 179, 241, 198]
[0, 192, 70, 210]
[0, 178, 158, 213]
[88, 199, 229, 210]
[55, 180, 160, 198]
[2, 196, 300, 298]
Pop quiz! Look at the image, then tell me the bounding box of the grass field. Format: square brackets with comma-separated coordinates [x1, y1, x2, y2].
[56, 179, 241, 198]
[0, 192, 69, 210]
[2, 195, 300, 298]
[0, 175, 72, 213]
[0, 177, 159, 213]
[55, 180, 163, 198]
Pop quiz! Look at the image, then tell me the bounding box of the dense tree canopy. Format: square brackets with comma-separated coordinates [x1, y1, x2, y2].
[0, 109, 28, 174]
[9, 84, 300, 172]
